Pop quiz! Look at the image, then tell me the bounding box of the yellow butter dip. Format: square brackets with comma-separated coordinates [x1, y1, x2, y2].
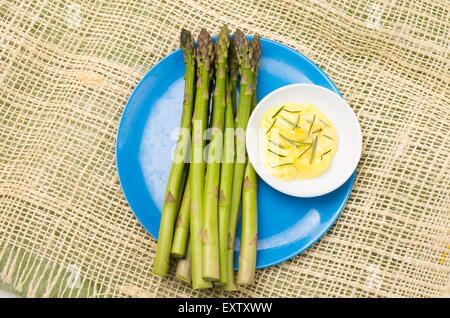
[261, 102, 338, 181]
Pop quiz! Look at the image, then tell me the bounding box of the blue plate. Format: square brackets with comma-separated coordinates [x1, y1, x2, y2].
[116, 37, 356, 269]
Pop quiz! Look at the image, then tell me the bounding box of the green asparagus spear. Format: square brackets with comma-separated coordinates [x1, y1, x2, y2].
[223, 30, 255, 290]
[250, 35, 261, 114]
[237, 36, 260, 284]
[236, 161, 258, 284]
[189, 28, 214, 289]
[176, 164, 189, 211]
[202, 25, 230, 281]
[153, 29, 195, 277]
[216, 63, 236, 286]
[175, 240, 192, 284]
[228, 35, 239, 114]
[171, 173, 191, 258]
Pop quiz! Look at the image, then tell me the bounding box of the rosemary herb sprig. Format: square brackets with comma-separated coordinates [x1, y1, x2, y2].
[282, 109, 301, 113]
[279, 132, 299, 146]
[268, 148, 287, 157]
[294, 140, 313, 145]
[268, 138, 286, 149]
[279, 115, 297, 128]
[265, 118, 276, 135]
[309, 136, 318, 164]
[293, 114, 301, 131]
[271, 162, 294, 168]
[308, 114, 316, 135]
[320, 149, 331, 160]
[319, 119, 330, 127]
[311, 128, 322, 134]
[279, 133, 311, 147]
[297, 143, 313, 159]
[272, 106, 285, 118]
[323, 134, 334, 140]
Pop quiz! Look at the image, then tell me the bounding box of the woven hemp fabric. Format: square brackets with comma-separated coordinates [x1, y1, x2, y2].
[0, 0, 448, 297]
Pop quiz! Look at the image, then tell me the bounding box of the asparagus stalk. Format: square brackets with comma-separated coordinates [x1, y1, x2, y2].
[228, 35, 239, 114]
[223, 30, 255, 290]
[216, 68, 235, 286]
[236, 160, 258, 284]
[176, 165, 189, 211]
[249, 35, 261, 114]
[171, 173, 191, 258]
[237, 36, 260, 284]
[189, 28, 215, 289]
[202, 25, 230, 281]
[175, 240, 192, 284]
[153, 29, 196, 277]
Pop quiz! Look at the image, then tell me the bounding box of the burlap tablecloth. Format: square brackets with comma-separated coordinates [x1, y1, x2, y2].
[0, 0, 448, 298]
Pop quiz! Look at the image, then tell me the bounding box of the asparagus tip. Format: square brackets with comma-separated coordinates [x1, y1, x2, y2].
[180, 28, 195, 55]
[215, 25, 231, 65]
[196, 28, 215, 74]
[250, 34, 261, 75]
[233, 29, 251, 69]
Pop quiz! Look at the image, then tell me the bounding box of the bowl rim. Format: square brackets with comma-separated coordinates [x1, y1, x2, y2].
[246, 83, 362, 197]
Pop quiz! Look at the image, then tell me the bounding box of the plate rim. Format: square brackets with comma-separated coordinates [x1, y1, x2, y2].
[116, 36, 356, 269]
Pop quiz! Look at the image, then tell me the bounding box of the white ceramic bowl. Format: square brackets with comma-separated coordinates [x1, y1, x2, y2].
[246, 84, 362, 197]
